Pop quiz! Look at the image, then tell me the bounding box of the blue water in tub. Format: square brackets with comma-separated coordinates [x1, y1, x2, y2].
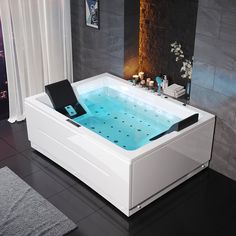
[73, 87, 181, 150]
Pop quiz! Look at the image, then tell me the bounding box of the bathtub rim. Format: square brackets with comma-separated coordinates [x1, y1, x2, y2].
[25, 73, 215, 163]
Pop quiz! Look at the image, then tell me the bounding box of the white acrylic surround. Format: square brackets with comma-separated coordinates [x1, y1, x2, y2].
[25, 73, 215, 216]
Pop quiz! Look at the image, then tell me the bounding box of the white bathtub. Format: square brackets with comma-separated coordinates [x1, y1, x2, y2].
[25, 73, 215, 216]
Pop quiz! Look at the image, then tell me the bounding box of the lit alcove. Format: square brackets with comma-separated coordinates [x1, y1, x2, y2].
[124, 0, 198, 102]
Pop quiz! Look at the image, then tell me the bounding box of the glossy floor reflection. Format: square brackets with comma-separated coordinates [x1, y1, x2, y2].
[0, 120, 236, 236]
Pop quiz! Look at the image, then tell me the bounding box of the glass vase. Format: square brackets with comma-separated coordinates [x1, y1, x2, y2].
[186, 80, 191, 102]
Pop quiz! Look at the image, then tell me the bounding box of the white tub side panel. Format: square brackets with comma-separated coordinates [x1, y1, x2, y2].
[25, 102, 130, 214]
[131, 119, 215, 208]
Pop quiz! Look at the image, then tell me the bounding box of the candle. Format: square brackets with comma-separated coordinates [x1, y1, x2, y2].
[145, 78, 150, 87]
[138, 72, 144, 80]
[148, 80, 154, 91]
[140, 79, 146, 86]
[133, 74, 139, 81]
[132, 74, 139, 86]
[146, 78, 151, 86]
[149, 81, 154, 87]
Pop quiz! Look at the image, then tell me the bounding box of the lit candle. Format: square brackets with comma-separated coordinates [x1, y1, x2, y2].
[148, 81, 154, 91]
[149, 80, 154, 87]
[133, 74, 139, 80]
[138, 72, 144, 80]
[146, 78, 151, 88]
[140, 79, 146, 86]
[146, 78, 151, 86]
[132, 75, 139, 85]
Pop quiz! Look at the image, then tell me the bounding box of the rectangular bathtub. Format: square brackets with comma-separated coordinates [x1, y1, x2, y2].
[25, 73, 215, 216]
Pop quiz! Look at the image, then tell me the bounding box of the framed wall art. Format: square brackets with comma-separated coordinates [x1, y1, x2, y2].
[85, 0, 99, 29]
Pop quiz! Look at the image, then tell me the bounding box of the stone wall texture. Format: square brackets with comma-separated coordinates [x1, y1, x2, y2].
[191, 0, 236, 180]
[139, 0, 198, 86]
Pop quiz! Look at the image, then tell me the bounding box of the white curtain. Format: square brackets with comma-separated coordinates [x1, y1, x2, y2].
[0, 0, 73, 122]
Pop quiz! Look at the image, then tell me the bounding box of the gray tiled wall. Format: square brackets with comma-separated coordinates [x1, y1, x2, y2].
[191, 0, 236, 180]
[71, 0, 124, 81]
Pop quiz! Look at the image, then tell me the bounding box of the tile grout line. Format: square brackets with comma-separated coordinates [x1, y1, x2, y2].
[0, 147, 39, 167]
[23, 163, 69, 191]
[32, 159, 109, 221]
[0, 152, 20, 164]
[34, 164, 78, 189]
[4, 148, 107, 216]
[4, 124, 123, 225]
[19, 151, 71, 199]
[0, 135, 29, 153]
[75, 205, 107, 224]
[45, 184, 72, 201]
[0, 150, 69, 201]
[22, 172, 69, 201]
[20, 150, 83, 193]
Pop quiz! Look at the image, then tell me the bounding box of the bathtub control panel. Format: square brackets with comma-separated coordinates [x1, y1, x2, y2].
[65, 105, 77, 117]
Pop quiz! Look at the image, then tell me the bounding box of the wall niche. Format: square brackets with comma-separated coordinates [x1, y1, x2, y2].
[137, 0, 198, 86]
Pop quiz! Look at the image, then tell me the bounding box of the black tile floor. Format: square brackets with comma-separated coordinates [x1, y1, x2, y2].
[0, 119, 236, 236]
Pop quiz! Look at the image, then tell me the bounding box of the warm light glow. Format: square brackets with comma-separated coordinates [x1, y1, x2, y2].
[124, 57, 139, 80]
[139, 0, 160, 78]
[138, 0, 145, 72]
